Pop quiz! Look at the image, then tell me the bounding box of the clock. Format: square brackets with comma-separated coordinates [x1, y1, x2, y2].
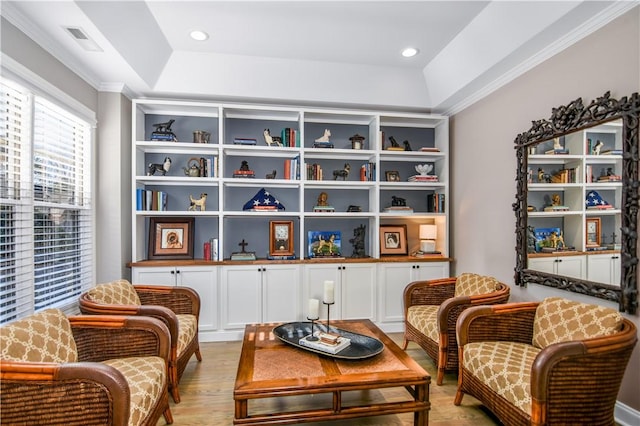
[269, 221, 295, 257]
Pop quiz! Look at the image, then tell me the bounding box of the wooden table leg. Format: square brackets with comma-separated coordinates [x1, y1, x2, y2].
[235, 399, 247, 421]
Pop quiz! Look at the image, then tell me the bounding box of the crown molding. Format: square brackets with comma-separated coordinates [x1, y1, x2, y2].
[99, 82, 137, 100]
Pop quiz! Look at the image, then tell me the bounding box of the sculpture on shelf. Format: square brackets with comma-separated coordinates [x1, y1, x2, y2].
[415, 164, 433, 176]
[182, 157, 203, 177]
[266, 169, 277, 179]
[332, 163, 350, 180]
[188, 193, 207, 211]
[592, 139, 604, 155]
[150, 119, 177, 141]
[403, 140, 412, 151]
[263, 129, 283, 147]
[315, 129, 331, 142]
[147, 156, 172, 176]
[527, 225, 537, 253]
[391, 196, 406, 207]
[313, 191, 334, 212]
[234, 160, 255, 178]
[317, 192, 329, 206]
[349, 224, 367, 258]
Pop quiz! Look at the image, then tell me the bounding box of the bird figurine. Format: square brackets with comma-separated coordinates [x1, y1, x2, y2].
[415, 164, 433, 176]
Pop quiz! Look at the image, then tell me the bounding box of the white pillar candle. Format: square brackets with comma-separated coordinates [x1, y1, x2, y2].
[308, 298, 319, 319]
[323, 280, 335, 304]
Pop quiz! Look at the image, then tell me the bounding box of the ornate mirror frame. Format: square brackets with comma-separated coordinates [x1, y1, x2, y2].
[514, 92, 639, 314]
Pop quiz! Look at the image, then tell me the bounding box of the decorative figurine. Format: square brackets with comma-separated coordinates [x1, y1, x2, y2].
[147, 156, 172, 176]
[263, 129, 283, 147]
[315, 129, 331, 142]
[188, 193, 207, 211]
[403, 140, 412, 151]
[150, 119, 178, 141]
[317, 192, 329, 206]
[415, 164, 433, 175]
[266, 169, 277, 179]
[391, 196, 406, 207]
[313, 191, 334, 212]
[347, 205, 362, 212]
[592, 139, 604, 155]
[527, 225, 537, 253]
[537, 167, 551, 183]
[233, 160, 255, 178]
[332, 163, 350, 180]
[349, 224, 367, 258]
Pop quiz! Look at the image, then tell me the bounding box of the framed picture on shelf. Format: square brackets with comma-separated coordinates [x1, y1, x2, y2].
[269, 220, 295, 256]
[307, 231, 342, 258]
[586, 217, 601, 247]
[148, 217, 195, 260]
[385, 171, 401, 182]
[379, 224, 408, 255]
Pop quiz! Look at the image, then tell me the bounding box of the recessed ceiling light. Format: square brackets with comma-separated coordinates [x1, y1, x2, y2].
[190, 30, 209, 41]
[401, 47, 419, 58]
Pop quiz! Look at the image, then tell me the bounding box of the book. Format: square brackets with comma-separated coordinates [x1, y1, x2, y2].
[420, 147, 440, 152]
[266, 254, 297, 260]
[601, 149, 622, 155]
[233, 138, 257, 145]
[298, 333, 351, 354]
[313, 206, 335, 212]
[383, 206, 414, 213]
[408, 175, 439, 182]
[385, 147, 405, 151]
[230, 252, 256, 261]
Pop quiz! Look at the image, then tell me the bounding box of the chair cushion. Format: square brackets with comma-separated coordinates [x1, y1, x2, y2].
[454, 273, 500, 297]
[176, 314, 198, 356]
[87, 279, 141, 306]
[102, 356, 166, 426]
[0, 308, 77, 363]
[532, 297, 623, 349]
[407, 305, 439, 342]
[462, 341, 541, 415]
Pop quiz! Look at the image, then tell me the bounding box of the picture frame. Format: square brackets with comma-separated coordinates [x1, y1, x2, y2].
[379, 224, 408, 255]
[148, 217, 195, 260]
[269, 220, 295, 256]
[307, 231, 342, 258]
[586, 217, 601, 247]
[385, 171, 401, 182]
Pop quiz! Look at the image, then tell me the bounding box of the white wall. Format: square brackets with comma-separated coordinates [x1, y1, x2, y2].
[450, 6, 640, 411]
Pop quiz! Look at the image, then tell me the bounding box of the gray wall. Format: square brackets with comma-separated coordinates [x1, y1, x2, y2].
[450, 6, 640, 411]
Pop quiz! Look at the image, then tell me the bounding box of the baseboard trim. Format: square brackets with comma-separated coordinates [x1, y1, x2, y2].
[616, 401, 640, 426]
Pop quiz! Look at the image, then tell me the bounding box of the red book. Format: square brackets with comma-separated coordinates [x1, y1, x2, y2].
[204, 242, 211, 260]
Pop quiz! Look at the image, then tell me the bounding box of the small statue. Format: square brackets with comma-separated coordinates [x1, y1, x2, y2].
[389, 136, 400, 148]
[152, 119, 174, 134]
[188, 193, 207, 211]
[349, 224, 367, 258]
[391, 196, 406, 207]
[266, 170, 277, 179]
[240, 161, 250, 171]
[150, 119, 177, 141]
[415, 164, 433, 176]
[551, 194, 561, 206]
[317, 192, 329, 206]
[263, 129, 283, 147]
[592, 139, 604, 155]
[315, 129, 331, 142]
[527, 225, 537, 253]
[147, 156, 172, 176]
[403, 140, 412, 151]
[332, 163, 350, 180]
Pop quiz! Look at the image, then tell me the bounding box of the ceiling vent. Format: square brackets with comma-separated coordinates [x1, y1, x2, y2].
[64, 26, 103, 52]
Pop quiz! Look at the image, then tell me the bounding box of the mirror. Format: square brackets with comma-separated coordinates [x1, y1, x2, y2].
[514, 92, 638, 314]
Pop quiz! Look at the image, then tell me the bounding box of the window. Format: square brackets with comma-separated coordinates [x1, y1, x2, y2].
[1, 77, 93, 324]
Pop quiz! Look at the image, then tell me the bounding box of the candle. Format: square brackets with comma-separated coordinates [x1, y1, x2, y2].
[323, 280, 335, 304]
[308, 298, 319, 319]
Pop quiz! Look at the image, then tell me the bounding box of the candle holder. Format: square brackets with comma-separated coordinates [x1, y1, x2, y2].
[306, 316, 319, 341]
[323, 301, 335, 332]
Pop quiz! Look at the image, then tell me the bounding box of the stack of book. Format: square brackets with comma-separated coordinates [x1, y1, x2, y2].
[408, 174, 439, 182]
[427, 193, 445, 213]
[383, 206, 414, 214]
[601, 149, 622, 155]
[299, 332, 351, 354]
[313, 205, 335, 213]
[545, 148, 569, 155]
[597, 174, 621, 182]
[313, 141, 334, 149]
[233, 169, 255, 178]
[420, 147, 440, 152]
[233, 138, 257, 145]
[230, 251, 256, 261]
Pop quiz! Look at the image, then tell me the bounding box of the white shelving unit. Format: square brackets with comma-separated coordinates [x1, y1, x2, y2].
[527, 121, 622, 284]
[130, 98, 451, 340]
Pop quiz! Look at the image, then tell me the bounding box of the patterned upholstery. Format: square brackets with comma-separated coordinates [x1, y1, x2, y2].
[176, 314, 198, 356]
[532, 297, 623, 348]
[87, 279, 141, 305]
[0, 308, 77, 363]
[454, 273, 500, 297]
[406, 305, 439, 342]
[462, 341, 541, 414]
[103, 356, 167, 426]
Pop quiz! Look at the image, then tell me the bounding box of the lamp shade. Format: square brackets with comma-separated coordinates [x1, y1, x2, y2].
[419, 224, 437, 240]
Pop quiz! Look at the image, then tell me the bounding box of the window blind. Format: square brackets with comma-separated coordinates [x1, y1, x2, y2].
[0, 78, 93, 323]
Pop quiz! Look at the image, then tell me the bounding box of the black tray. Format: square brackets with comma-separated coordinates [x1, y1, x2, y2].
[272, 322, 384, 360]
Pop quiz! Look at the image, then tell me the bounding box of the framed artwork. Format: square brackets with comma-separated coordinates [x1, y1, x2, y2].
[148, 217, 195, 260]
[586, 217, 601, 247]
[270, 221, 295, 256]
[385, 171, 401, 182]
[307, 231, 342, 258]
[379, 224, 408, 255]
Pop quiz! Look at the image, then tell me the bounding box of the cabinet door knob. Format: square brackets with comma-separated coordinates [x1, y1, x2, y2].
[176, 270, 180, 274]
[170, 270, 175, 275]
[612, 256, 619, 260]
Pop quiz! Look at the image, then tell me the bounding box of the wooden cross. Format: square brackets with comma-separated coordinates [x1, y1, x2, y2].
[238, 239, 248, 253]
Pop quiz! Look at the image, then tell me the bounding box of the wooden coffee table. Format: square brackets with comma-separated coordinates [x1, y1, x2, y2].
[233, 319, 430, 425]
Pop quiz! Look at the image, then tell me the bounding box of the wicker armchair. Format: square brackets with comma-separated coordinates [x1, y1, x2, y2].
[0, 308, 173, 426]
[454, 297, 638, 426]
[402, 273, 510, 385]
[79, 279, 202, 403]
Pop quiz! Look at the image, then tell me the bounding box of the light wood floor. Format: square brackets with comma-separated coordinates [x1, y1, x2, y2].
[158, 333, 501, 425]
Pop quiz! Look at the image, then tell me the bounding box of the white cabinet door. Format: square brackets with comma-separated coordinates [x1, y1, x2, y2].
[342, 263, 376, 321]
[527, 257, 557, 275]
[377, 262, 450, 324]
[132, 266, 179, 286]
[529, 255, 586, 279]
[176, 267, 218, 331]
[587, 254, 621, 286]
[263, 264, 300, 323]
[303, 264, 342, 319]
[221, 265, 262, 329]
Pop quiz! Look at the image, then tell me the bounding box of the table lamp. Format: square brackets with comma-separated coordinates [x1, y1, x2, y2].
[419, 224, 437, 253]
